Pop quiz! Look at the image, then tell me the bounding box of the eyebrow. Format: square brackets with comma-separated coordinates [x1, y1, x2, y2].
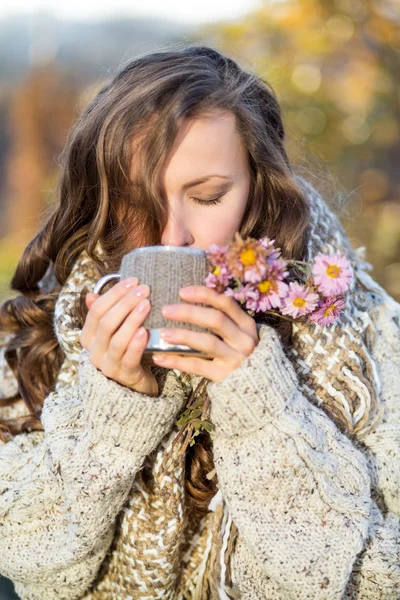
[131, 175, 232, 190]
[180, 175, 232, 191]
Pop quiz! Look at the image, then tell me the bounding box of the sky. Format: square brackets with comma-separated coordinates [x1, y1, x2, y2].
[0, 0, 262, 24]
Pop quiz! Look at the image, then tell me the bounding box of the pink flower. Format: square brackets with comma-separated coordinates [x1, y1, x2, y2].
[311, 254, 353, 297]
[281, 282, 319, 318]
[309, 296, 346, 326]
[245, 279, 289, 312]
[205, 264, 232, 292]
[204, 235, 352, 327]
[259, 236, 275, 250]
[268, 258, 289, 281]
[260, 236, 282, 264]
[225, 283, 253, 303]
[227, 236, 267, 283]
[208, 243, 230, 262]
[243, 262, 268, 284]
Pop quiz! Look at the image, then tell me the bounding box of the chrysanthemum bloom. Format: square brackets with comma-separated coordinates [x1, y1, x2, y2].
[281, 282, 320, 319]
[207, 243, 230, 268]
[225, 283, 253, 303]
[245, 277, 289, 312]
[268, 258, 289, 281]
[309, 296, 346, 326]
[259, 236, 282, 264]
[205, 264, 232, 293]
[243, 263, 268, 284]
[226, 233, 267, 283]
[311, 254, 353, 297]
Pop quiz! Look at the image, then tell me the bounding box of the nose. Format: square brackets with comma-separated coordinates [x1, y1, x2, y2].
[160, 209, 194, 247]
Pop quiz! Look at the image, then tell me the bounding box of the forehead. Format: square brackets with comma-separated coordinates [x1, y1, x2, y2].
[162, 111, 245, 180]
[130, 111, 247, 184]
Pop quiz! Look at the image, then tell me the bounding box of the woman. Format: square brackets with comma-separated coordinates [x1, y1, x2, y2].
[0, 45, 399, 600]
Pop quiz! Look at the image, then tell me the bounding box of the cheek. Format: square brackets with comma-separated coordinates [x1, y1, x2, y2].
[195, 207, 244, 246]
[215, 199, 247, 233]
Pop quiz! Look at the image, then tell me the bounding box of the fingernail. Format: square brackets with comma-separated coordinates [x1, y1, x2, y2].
[162, 304, 177, 315]
[160, 329, 173, 339]
[179, 287, 196, 296]
[152, 354, 166, 362]
[134, 284, 150, 297]
[124, 277, 139, 288]
[134, 327, 146, 338]
[137, 298, 150, 311]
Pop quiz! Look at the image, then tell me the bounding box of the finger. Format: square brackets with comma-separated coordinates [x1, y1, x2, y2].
[85, 293, 98, 308]
[160, 328, 238, 362]
[152, 352, 223, 383]
[179, 285, 257, 339]
[93, 292, 149, 357]
[81, 278, 139, 347]
[106, 299, 151, 365]
[120, 326, 150, 371]
[163, 303, 256, 355]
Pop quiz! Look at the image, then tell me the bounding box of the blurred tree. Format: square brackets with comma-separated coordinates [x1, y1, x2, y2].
[0, 5, 398, 299]
[3, 65, 83, 250]
[202, 0, 400, 298]
[0, 16, 195, 300]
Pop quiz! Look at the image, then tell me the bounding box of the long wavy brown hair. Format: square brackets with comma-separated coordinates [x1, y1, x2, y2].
[0, 44, 312, 515]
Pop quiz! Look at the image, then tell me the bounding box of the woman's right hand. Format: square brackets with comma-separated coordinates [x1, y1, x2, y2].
[80, 278, 159, 397]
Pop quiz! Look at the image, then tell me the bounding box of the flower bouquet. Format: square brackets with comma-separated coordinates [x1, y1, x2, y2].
[205, 232, 353, 325]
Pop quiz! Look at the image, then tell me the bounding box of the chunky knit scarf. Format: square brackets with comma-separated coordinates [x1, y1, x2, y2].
[51, 174, 383, 599]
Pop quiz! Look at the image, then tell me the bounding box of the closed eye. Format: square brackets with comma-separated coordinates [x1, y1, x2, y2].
[191, 194, 225, 206]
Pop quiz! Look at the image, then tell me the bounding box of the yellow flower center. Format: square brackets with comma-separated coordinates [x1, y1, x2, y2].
[258, 280, 272, 294]
[324, 304, 336, 316]
[240, 248, 257, 266]
[326, 264, 340, 278]
[213, 266, 221, 276]
[293, 297, 306, 308]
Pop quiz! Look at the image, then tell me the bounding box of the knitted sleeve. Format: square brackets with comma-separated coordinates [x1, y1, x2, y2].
[207, 299, 400, 599]
[0, 349, 188, 600]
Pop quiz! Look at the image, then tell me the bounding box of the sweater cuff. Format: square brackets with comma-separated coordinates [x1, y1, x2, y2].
[208, 324, 299, 437]
[78, 349, 187, 453]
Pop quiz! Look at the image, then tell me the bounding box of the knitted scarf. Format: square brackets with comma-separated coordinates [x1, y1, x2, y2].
[51, 174, 383, 599]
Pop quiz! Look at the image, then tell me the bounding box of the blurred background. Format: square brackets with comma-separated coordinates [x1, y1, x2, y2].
[0, 0, 399, 306]
[0, 0, 398, 597]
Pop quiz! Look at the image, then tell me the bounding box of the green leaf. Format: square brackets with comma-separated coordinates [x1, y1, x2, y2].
[201, 421, 215, 432]
[189, 407, 203, 418]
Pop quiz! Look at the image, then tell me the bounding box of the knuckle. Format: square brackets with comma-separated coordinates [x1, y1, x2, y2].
[234, 357, 243, 370]
[210, 336, 219, 354]
[98, 317, 113, 335]
[244, 338, 256, 355]
[88, 352, 100, 370]
[218, 294, 230, 310]
[100, 361, 116, 379]
[108, 337, 121, 353]
[217, 293, 228, 306]
[214, 310, 225, 329]
[120, 356, 137, 370]
[90, 303, 103, 320]
[123, 289, 140, 304]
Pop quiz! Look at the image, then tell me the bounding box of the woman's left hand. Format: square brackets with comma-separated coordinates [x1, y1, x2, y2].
[151, 285, 259, 382]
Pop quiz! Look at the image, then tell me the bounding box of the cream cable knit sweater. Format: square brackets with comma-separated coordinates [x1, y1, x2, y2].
[0, 239, 400, 599]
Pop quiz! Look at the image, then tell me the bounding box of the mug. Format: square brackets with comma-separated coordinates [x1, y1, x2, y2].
[93, 245, 214, 357]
